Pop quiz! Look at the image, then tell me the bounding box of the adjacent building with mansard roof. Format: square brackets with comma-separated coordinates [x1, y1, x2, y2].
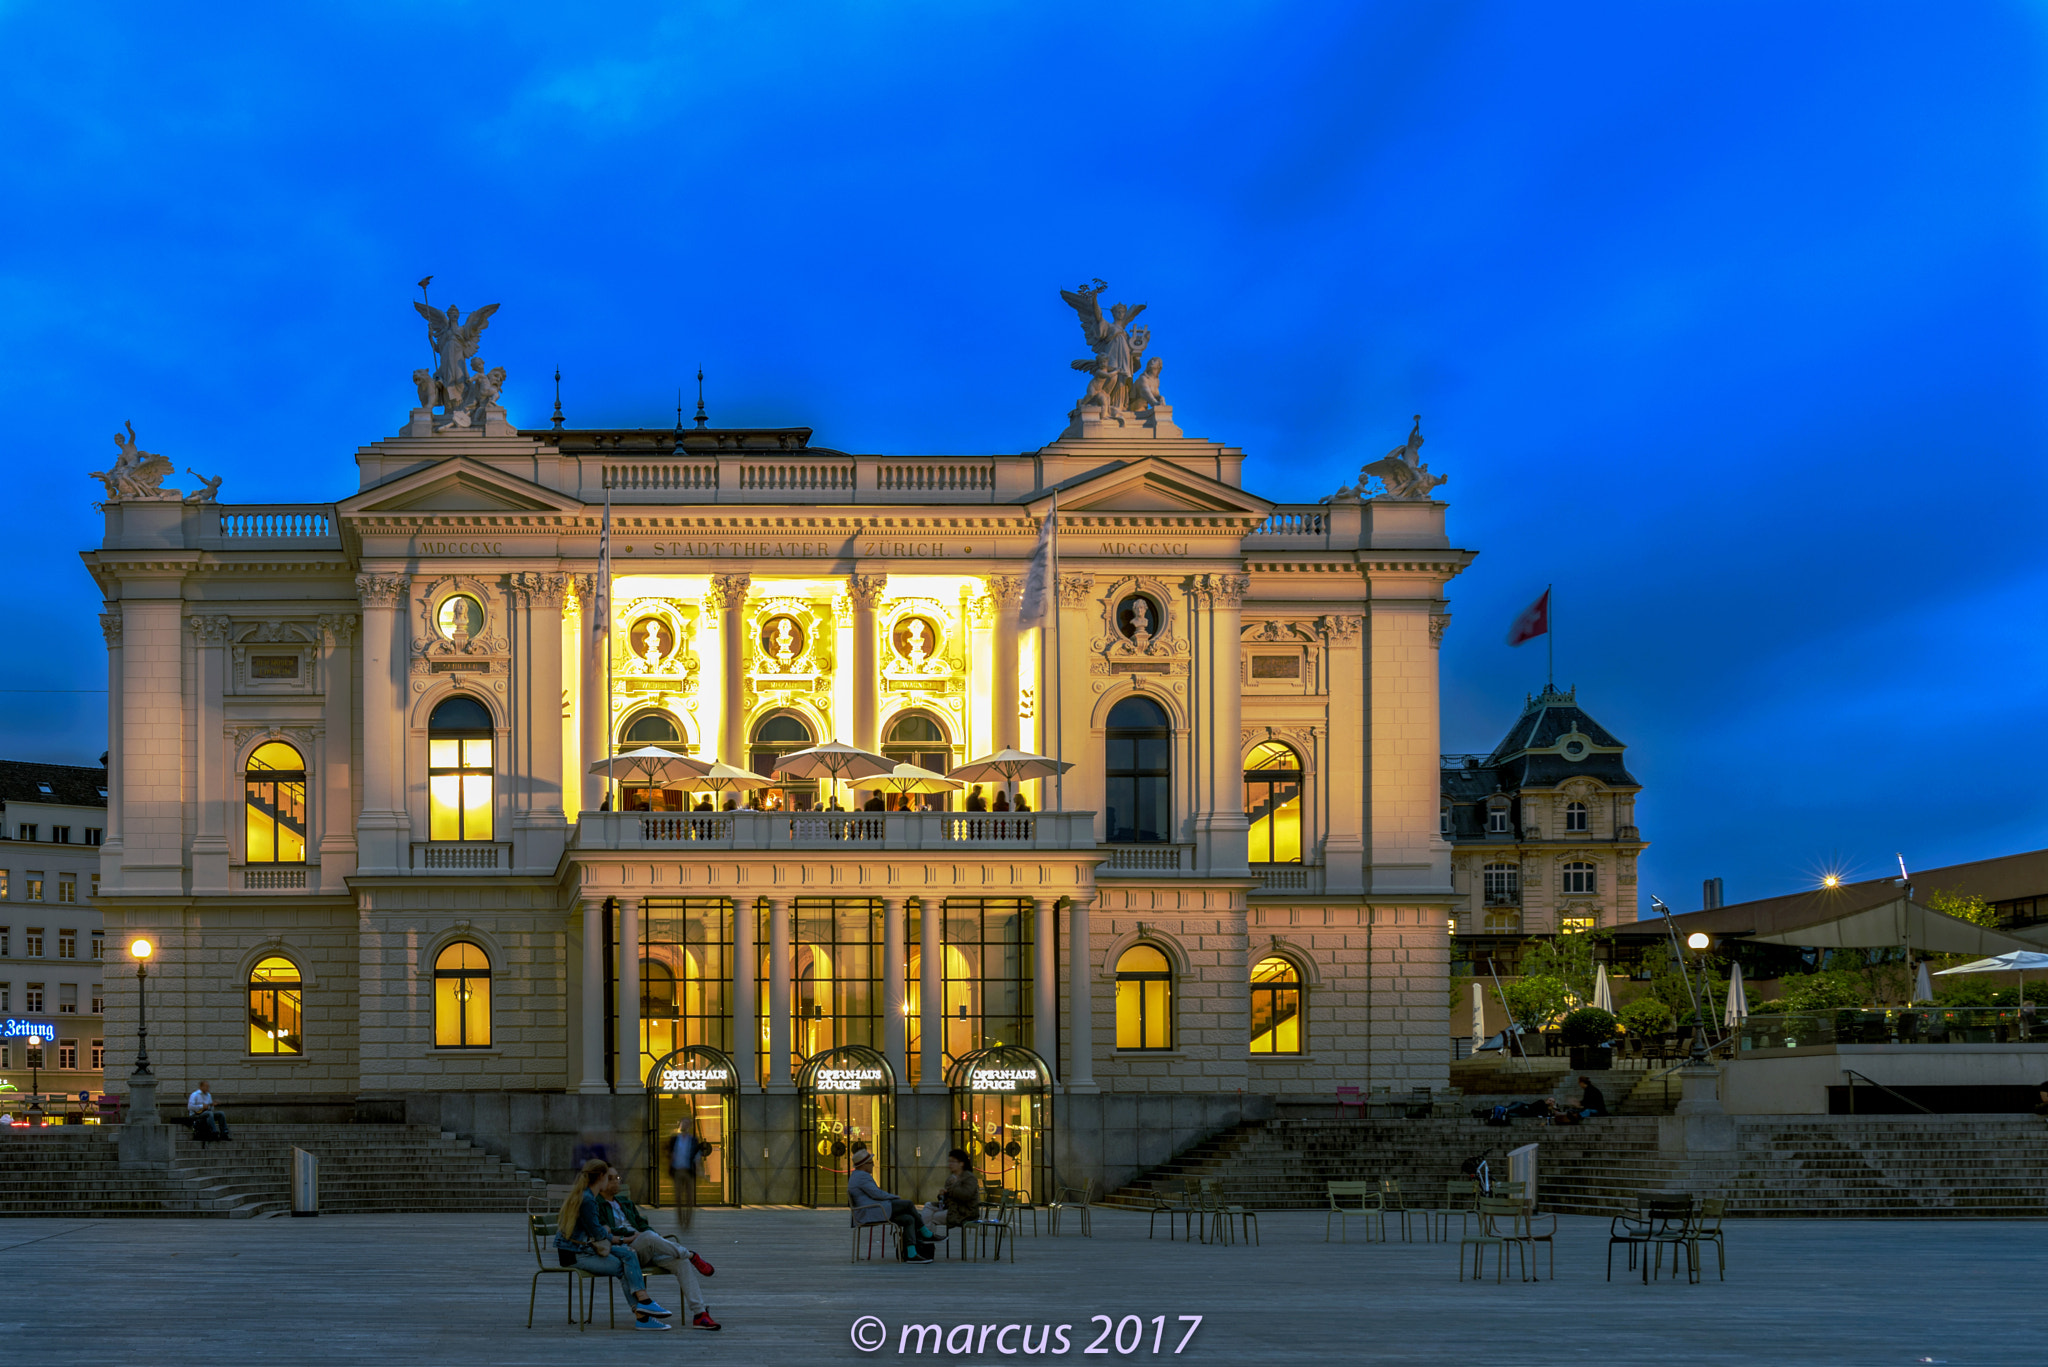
[82, 290, 1474, 1198]
[1443, 684, 1646, 948]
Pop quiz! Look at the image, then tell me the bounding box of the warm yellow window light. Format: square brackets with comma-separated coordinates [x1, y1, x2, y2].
[433, 941, 492, 1048]
[1114, 944, 1173, 1050]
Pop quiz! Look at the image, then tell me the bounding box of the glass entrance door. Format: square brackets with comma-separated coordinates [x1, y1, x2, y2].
[798, 1044, 897, 1207]
[645, 1045, 740, 1208]
[948, 1044, 1053, 1205]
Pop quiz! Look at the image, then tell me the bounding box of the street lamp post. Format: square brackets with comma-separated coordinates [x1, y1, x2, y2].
[130, 937, 154, 1077]
[25, 1040, 42, 1127]
[117, 937, 169, 1169]
[1685, 931, 1713, 1065]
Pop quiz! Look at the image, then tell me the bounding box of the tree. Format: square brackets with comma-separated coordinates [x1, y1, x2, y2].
[1501, 974, 1571, 1032]
[1926, 888, 1997, 929]
[1519, 930, 1604, 1006]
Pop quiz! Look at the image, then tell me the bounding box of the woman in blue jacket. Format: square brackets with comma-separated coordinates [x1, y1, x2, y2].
[556, 1158, 674, 1329]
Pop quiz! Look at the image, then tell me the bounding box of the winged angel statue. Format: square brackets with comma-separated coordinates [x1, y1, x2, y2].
[88, 422, 178, 503]
[1061, 280, 1162, 416]
[412, 301, 503, 431]
[1358, 415, 1448, 500]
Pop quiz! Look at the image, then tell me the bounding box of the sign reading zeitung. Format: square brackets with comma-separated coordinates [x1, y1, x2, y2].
[1, 1018, 56, 1043]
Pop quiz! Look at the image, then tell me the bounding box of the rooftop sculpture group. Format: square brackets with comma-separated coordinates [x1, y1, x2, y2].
[412, 299, 504, 432]
[1358, 415, 1448, 501]
[1062, 279, 1165, 420]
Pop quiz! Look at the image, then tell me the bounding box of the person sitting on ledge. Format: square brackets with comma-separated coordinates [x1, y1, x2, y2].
[598, 1166, 720, 1331]
[556, 1159, 674, 1330]
[848, 1147, 935, 1263]
[1577, 1076, 1607, 1118]
[184, 1081, 229, 1142]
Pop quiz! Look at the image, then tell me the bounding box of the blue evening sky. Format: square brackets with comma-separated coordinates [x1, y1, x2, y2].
[2, 3, 2043, 914]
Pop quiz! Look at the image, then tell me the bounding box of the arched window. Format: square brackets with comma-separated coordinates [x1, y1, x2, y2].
[428, 697, 494, 841]
[1243, 742, 1303, 864]
[883, 713, 953, 810]
[1114, 944, 1173, 1050]
[245, 741, 307, 863]
[433, 941, 492, 1048]
[246, 955, 303, 1055]
[623, 712, 682, 746]
[1104, 696, 1171, 843]
[749, 713, 817, 811]
[1562, 861, 1597, 895]
[619, 713, 687, 811]
[1249, 956, 1303, 1054]
[1565, 800, 1588, 832]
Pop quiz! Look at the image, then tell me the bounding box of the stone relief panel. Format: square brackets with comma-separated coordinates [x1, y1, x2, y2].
[410, 575, 509, 698]
[228, 620, 320, 696]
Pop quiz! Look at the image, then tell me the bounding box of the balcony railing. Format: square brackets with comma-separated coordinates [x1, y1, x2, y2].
[410, 841, 511, 871]
[1252, 863, 1324, 893]
[573, 809, 1098, 853]
[240, 866, 308, 890]
[1100, 844, 1191, 874]
[212, 505, 341, 547]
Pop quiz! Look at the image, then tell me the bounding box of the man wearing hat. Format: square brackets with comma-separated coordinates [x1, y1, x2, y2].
[848, 1147, 935, 1263]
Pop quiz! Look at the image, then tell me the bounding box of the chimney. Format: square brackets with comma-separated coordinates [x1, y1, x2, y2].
[1702, 877, 1723, 911]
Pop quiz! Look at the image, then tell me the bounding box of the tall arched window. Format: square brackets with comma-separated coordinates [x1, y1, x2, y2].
[1565, 800, 1588, 832]
[1104, 696, 1171, 843]
[1243, 741, 1303, 864]
[428, 696, 494, 841]
[1114, 944, 1173, 1050]
[246, 955, 303, 1055]
[433, 941, 492, 1048]
[1249, 956, 1303, 1055]
[884, 713, 953, 810]
[749, 713, 818, 810]
[245, 741, 307, 863]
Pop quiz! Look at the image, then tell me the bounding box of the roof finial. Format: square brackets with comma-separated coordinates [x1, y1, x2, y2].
[676, 386, 685, 436]
[693, 367, 708, 428]
[551, 367, 564, 431]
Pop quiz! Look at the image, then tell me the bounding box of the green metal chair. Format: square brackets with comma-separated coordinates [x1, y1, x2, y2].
[1324, 1180, 1383, 1243]
[1047, 1182, 1094, 1238]
[1459, 1197, 1530, 1283]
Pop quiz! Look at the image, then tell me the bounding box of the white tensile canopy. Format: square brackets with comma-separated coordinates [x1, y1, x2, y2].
[1744, 895, 2039, 957]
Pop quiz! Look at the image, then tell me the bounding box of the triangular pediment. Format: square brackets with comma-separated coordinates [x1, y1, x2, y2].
[340, 458, 584, 515]
[1033, 458, 1273, 517]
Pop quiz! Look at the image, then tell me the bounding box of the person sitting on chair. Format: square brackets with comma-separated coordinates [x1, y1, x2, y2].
[598, 1166, 720, 1331]
[848, 1148, 934, 1263]
[940, 1148, 981, 1230]
[555, 1158, 674, 1330]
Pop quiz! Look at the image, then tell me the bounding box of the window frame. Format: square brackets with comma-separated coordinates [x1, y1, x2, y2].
[748, 711, 821, 811]
[1565, 800, 1588, 833]
[427, 698, 496, 842]
[1248, 955, 1305, 1055]
[246, 955, 304, 1056]
[433, 940, 494, 1049]
[1242, 741, 1305, 865]
[1562, 861, 1597, 895]
[1113, 943, 1175, 1051]
[1104, 697, 1173, 845]
[244, 740, 310, 864]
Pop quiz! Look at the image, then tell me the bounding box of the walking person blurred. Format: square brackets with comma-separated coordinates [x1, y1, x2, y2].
[667, 1121, 706, 1233]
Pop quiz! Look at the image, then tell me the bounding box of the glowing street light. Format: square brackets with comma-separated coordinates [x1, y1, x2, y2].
[1821, 873, 1842, 889]
[129, 937, 155, 1077]
[1686, 931, 1711, 951]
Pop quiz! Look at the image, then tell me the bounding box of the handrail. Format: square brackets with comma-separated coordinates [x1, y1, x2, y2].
[1842, 1069, 1932, 1114]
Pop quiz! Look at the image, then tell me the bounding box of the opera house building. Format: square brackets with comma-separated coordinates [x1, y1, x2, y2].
[84, 297, 1473, 1203]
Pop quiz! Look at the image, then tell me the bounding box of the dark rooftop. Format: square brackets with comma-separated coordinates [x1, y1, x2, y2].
[0, 760, 109, 809]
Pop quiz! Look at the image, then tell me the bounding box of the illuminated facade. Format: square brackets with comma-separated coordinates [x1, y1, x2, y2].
[86, 338, 1474, 1195]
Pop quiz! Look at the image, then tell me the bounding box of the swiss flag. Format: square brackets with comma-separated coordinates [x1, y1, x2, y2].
[1506, 588, 1549, 647]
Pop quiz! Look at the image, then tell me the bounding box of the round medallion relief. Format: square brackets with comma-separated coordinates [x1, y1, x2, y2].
[1115, 593, 1162, 643]
[760, 614, 807, 667]
[436, 594, 485, 641]
[891, 615, 940, 665]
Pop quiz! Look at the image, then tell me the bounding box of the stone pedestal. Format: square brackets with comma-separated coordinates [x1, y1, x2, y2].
[118, 1073, 171, 1169]
[1660, 1061, 1737, 1155]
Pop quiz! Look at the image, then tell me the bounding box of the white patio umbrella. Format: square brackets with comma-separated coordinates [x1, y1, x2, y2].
[947, 748, 1074, 783]
[1723, 961, 1749, 1028]
[769, 741, 895, 782]
[1935, 950, 2048, 1010]
[1593, 964, 1615, 1012]
[847, 762, 962, 796]
[588, 745, 713, 787]
[1913, 960, 1934, 1003]
[671, 760, 777, 802]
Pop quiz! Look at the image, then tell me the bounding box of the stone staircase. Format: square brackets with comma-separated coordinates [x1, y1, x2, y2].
[0, 1124, 547, 1218]
[1094, 1113, 2048, 1219]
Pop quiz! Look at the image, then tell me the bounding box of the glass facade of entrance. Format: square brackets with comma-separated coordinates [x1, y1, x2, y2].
[798, 1043, 896, 1207]
[644, 1044, 741, 1208]
[947, 1044, 1053, 1206]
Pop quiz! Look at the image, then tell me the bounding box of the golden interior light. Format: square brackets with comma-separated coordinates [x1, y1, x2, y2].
[129, 937, 153, 960]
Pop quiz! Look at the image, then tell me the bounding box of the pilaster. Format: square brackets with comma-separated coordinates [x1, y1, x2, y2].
[709, 574, 751, 767]
[355, 574, 410, 874]
[848, 574, 886, 752]
[317, 615, 358, 890]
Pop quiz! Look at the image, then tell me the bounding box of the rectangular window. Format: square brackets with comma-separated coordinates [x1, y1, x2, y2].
[58, 983, 76, 1013]
[85, 828, 103, 846]
[58, 1039, 76, 1069]
[637, 897, 734, 1084]
[91, 984, 103, 1013]
[91, 933, 103, 960]
[1483, 864, 1521, 903]
[1486, 808, 1509, 834]
[1562, 862, 1597, 895]
[57, 877, 75, 904]
[251, 655, 300, 679]
[0, 1044, 8, 1069]
[1115, 974, 1173, 1050]
[91, 1039, 104, 1069]
[25, 982, 44, 1011]
[428, 737, 494, 842]
[57, 929, 75, 958]
[51, 827, 69, 845]
[0, 982, 8, 1011]
[0, 872, 8, 898]
[16, 826, 34, 843]
[25, 927, 42, 956]
[89, 874, 99, 900]
[0, 925, 8, 955]
[25, 875, 42, 902]
[1561, 915, 1598, 933]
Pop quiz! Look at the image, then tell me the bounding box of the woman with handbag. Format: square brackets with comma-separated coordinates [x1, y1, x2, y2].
[555, 1158, 674, 1330]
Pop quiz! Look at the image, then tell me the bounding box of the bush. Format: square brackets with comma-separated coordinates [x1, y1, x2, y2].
[1618, 997, 1674, 1036]
[1500, 974, 1571, 1032]
[1556, 1007, 1619, 1046]
[1774, 970, 1867, 1012]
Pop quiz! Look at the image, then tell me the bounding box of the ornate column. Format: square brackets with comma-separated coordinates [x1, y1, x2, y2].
[512, 574, 571, 868]
[1064, 894, 1096, 1090]
[731, 895, 757, 1090]
[1030, 897, 1057, 1080]
[767, 895, 793, 1091]
[917, 895, 942, 1092]
[988, 574, 1024, 752]
[848, 575, 887, 751]
[188, 614, 232, 894]
[573, 575, 606, 813]
[708, 575, 751, 767]
[578, 897, 608, 1094]
[1191, 574, 1251, 877]
[881, 895, 907, 1086]
[317, 614, 359, 892]
[98, 610, 124, 876]
[355, 574, 410, 873]
[616, 896, 642, 1089]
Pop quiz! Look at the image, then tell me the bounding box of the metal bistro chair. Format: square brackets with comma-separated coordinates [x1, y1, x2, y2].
[999, 1185, 1042, 1237]
[851, 1199, 906, 1263]
[1195, 1178, 1259, 1247]
[1324, 1181, 1383, 1243]
[1459, 1198, 1531, 1284]
[1047, 1182, 1094, 1238]
[1428, 1178, 1478, 1243]
[1377, 1178, 1421, 1243]
[1685, 1197, 1728, 1283]
[1334, 1085, 1365, 1118]
[1608, 1195, 1692, 1283]
[525, 1212, 622, 1330]
[1145, 1181, 1194, 1241]
[961, 1190, 1016, 1263]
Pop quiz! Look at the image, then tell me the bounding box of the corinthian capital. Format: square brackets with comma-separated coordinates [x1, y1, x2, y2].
[986, 573, 1027, 608]
[1187, 573, 1250, 608]
[99, 611, 123, 647]
[1056, 573, 1095, 607]
[318, 613, 359, 647]
[355, 573, 408, 607]
[704, 573, 752, 613]
[510, 571, 570, 608]
[186, 614, 233, 645]
[846, 574, 889, 610]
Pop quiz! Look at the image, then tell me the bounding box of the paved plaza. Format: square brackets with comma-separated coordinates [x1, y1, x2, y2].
[0, 1206, 2038, 1365]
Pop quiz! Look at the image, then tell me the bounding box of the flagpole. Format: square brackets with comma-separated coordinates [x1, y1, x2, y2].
[1546, 582, 1554, 690]
[604, 476, 615, 812]
[1050, 489, 1063, 813]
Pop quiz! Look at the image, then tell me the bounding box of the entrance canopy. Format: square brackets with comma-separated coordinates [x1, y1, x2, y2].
[1746, 896, 2039, 957]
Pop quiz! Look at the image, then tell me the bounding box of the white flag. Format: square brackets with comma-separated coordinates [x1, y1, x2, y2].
[593, 493, 611, 639]
[1018, 495, 1056, 628]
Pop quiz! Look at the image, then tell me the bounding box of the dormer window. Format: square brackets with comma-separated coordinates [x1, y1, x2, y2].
[1486, 806, 1510, 835]
[35, 784, 50, 795]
